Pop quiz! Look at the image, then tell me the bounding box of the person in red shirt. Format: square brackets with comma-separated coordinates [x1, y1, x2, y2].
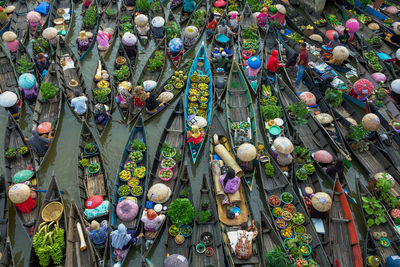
[384, 48, 400, 67]
[294, 42, 308, 86]
[266, 50, 284, 74]
[206, 13, 217, 38]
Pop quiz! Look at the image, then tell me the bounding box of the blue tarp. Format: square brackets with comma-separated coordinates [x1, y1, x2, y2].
[34, 2, 50, 16]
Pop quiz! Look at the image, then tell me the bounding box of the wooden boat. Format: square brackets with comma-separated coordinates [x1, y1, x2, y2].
[259, 148, 332, 266]
[110, 117, 148, 266]
[14, 42, 40, 83]
[149, 0, 165, 39]
[263, 24, 280, 73]
[66, 200, 97, 267]
[0, 175, 13, 267]
[180, 0, 205, 25]
[118, 5, 138, 69]
[226, 58, 257, 191]
[30, 0, 53, 38]
[260, 211, 290, 266]
[77, 122, 110, 265]
[8, 0, 29, 44]
[238, 3, 262, 95]
[141, 67, 188, 122]
[90, 59, 114, 136]
[166, 14, 182, 68]
[356, 180, 400, 265]
[31, 63, 62, 170]
[78, 0, 100, 61]
[56, 39, 89, 121]
[208, 122, 263, 267]
[4, 113, 38, 238]
[139, 98, 186, 259]
[0, 44, 18, 95]
[163, 168, 193, 264]
[192, 174, 225, 267]
[330, 180, 363, 267]
[184, 42, 212, 164]
[363, 230, 384, 267]
[277, 76, 356, 202]
[206, 1, 226, 40]
[114, 41, 133, 122]
[135, 13, 151, 46]
[97, 0, 118, 58]
[183, 0, 208, 58]
[48, 0, 73, 48]
[128, 38, 166, 123]
[29, 174, 67, 266]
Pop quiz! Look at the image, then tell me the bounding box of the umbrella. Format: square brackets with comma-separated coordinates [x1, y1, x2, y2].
[85, 195, 104, 209]
[326, 30, 338, 40]
[345, 18, 359, 33]
[164, 254, 189, 267]
[312, 150, 333, 164]
[248, 56, 261, 69]
[116, 199, 139, 222]
[188, 116, 207, 128]
[135, 14, 148, 27]
[0, 91, 18, 107]
[391, 79, 400, 94]
[309, 34, 323, 42]
[169, 38, 183, 53]
[18, 73, 37, 89]
[237, 143, 257, 161]
[184, 26, 198, 38]
[37, 122, 52, 134]
[332, 46, 349, 61]
[353, 79, 374, 98]
[2, 31, 16, 42]
[315, 113, 333, 125]
[273, 137, 294, 154]
[362, 113, 380, 132]
[299, 92, 316, 106]
[12, 170, 34, 183]
[151, 16, 165, 27]
[147, 183, 172, 203]
[312, 192, 332, 212]
[371, 72, 386, 83]
[8, 183, 31, 204]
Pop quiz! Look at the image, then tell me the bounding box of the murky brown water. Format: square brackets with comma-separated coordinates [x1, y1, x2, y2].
[0, 1, 372, 266]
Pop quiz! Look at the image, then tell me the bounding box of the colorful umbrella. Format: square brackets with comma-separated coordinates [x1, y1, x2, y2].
[169, 38, 183, 54]
[37, 122, 52, 134]
[12, 170, 34, 183]
[18, 73, 37, 90]
[248, 56, 261, 69]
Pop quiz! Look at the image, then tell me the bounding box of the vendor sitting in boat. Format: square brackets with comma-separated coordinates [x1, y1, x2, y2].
[384, 48, 400, 67]
[141, 208, 166, 236]
[36, 52, 50, 75]
[168, 37, 184, 65]
[135, 14, 150, 40]
[269, 4, 286, 26]
[86, 220, 108, 247]
[71, 89, 88, 116]
[389, 22, 400, 45]
[303, 188, 332, 219]
[0, 91, 22, 119]
[121, 32, 138, 60]
[110, 224, 144, 262]
[216, 19, 238, 40]
[229, 12, 239, 33]
[327, 46, 349, 66]
[164, 254, 189, 267]
[187, 125, 203, 149]
[182, 0, 196, 16]
[94, 103, 111, 129]
[227, 220, 258, 260]
[133, 85, 149, 108]
[28, 129, 51, 157]
[206, 12, 217, 38]
[210, 50, 231, 72]
[183, 26, 198, 49]
[219, 168, 240, 194]
[237, 143, 260, 172]
[256, 7, 269, 28]
[145, 93, 164, 114]
[325, 158, 345, 182]
[246, 56, 262, 81]
[76, 31, 93, 52]
[266, 50, 285, 75]
[326, 32, 341, 52]
[116, 81, 133, 109]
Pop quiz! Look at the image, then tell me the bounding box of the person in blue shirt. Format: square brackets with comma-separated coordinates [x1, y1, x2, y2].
[182, 0, 196, 16]
[71, 89, 88, 116]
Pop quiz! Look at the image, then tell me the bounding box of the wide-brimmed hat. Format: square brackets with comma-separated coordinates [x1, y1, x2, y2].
[135, 14, 148, 27]
[184, 26, 198, 38]
[276, 4, 286, 14]
[42, 27, 58, 40]
[0, 91, 18, 107]
[315, 113, 333, 125]
[273, 137, 294, 154]
[151, 16, 165, 27]
[309, 34, 323, 42]
[312, 192, 332, 212]
[237, 143, 257, 161]
[8, 183, 31, 204]
[2, 31, 16, 42]
[333, 46, 349, 61]
[5, 5, 15, 14]
[91, 220, 100, 231]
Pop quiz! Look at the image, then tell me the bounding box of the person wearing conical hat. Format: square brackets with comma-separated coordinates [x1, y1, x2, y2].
[26, 11, 42, 32]
[97, 28, 113, 51]
[183, 25, 198, 49]
[94, 103, 111, 130]
[270, 4, 286, 25]
[384, 48, 400, 67]
[256, 7, 269, 28]
[42, 27, 59, 46]
[182, 0, 196, 16]
[76, 31, 93, 51]
[135, 14, 150, 39]
[121, 32, 137, 60]
[187, 125, 203, 150]
[116, 81, 133, 109]
[229, 12, 240, 33]
[2, 31, 18, 53]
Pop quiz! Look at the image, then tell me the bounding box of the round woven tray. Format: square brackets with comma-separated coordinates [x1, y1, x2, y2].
[41, 201, 63, 222]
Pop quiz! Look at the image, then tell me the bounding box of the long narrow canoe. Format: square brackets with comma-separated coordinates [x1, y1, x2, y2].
[78, 0, 100, 61]
[90, 59, 114, 136]
[4, 113, 38, 238]
[356, 180, 400, 265]
[118, 5, 139, 71]
[139, 98, 186, 259]
[0, 45, 18, 95]
[56, 39, 89, 121]
[32, 63, 62, 170]
[48, 0, 73, 51]
[30, 0, 53, 38]
[183, 0, 208, 58]
[97, 0, 118, 58]
[238, 2, 262, 95]
[149, 0, 165, 40]
[263, 24, 280, 73]
[330, 180, 363, 267]
[66, 200, 97, 267]
[129, 38, 167, 123]
[226, 58, 256, 191]
[259, 149, 332, 266]
[0, 175, 13, 266]
[110, 117, 148, 266]
[163, 168, 193, 264]
[78, 122, 110, 266]
[29, 174, 67, 266]
[184, 42, 212, 164]
[208, 122, 263, 267]
[8, 0, 29, 44]
[192, 174, 225, 267]
[114, 41, 133, 122]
